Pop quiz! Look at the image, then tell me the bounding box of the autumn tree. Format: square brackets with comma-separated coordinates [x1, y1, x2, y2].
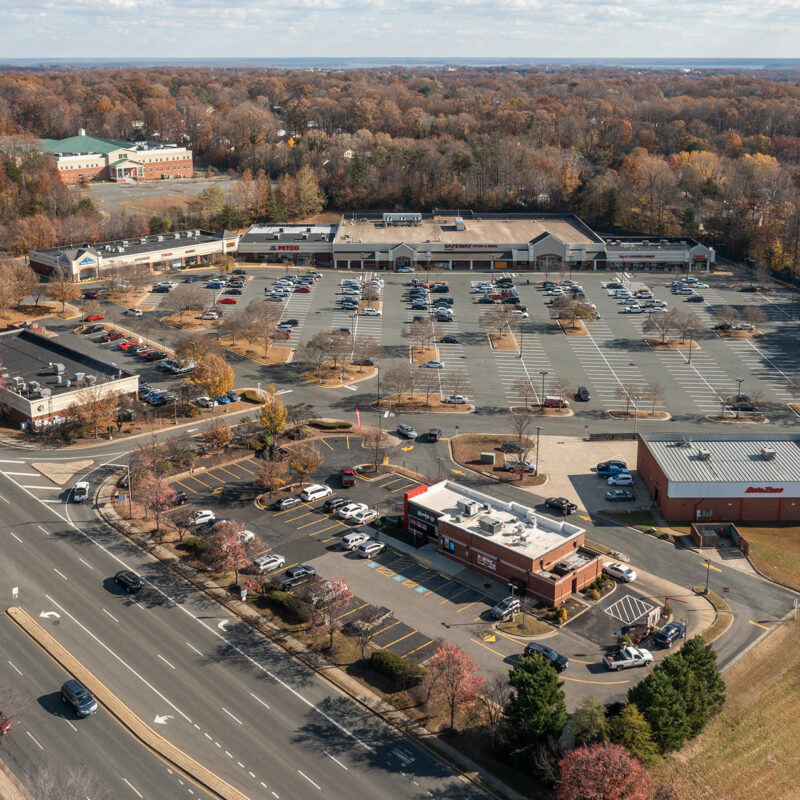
[208, 520, 255, 584]
[192, 353, 234, 398]
[556, 743, 654, 800]
[426, 643, 485, 730]
[138, 475, 177, 535]
[4, 262, 38, 309]
[294, 164, 325, 218]
[479, 674, 513, 752]
[203, 419, 232, 451]
[46, 265, 81, 312]
[256, 458, 290, 496]
[288, 442, 322, 486]
[311, 579, 352, 651]
[258, 386, 288, 458]
[72, 387, 118, 438]
[285, 402, 314, 436]
[171, 507, 197, 543]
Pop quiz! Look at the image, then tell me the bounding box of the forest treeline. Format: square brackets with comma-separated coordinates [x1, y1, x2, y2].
[1, 66, 800, 273]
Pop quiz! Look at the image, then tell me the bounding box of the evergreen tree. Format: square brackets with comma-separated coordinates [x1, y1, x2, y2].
[677, 636, 726, 734]
[570, 696, 608, 747]
[608, 704, 660, 767]
[502, 655, 567, 764]
[628, 665, 691, 753]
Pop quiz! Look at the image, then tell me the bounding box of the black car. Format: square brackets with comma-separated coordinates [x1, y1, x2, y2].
[174, 491, 188, 505]
[430, 285, 449, 293]
[114, 570, 143, 593]
[545, 497, 578, 515]
[523, 642, 569, 671]
[61, 679, 98, 718]
[145, 350, 168, 361]
[411, 302, 428, 310]
[226, 288, 243, 295]
[501, 296, 520, 304]
[280, 565, 317, 590]
[500, 441, 524, 453]
[477, 297, 496, 304]
[713, 323, 732, 330]
[686, 295, 705, 303]
[272, 496, 300, 511]
[84, 323, 105, 334]
[428, 428, 441, 442]
[440, 335, 461, 344]
[653, 621, 686, 648]
[598, 459, 628, 471]
[433, 297, 454, 307]
[575, 386, 591, 401]
[283, 319, 300, 327]
[322, 496, 350, 513]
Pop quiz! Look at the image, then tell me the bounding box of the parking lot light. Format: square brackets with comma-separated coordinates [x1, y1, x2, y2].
[539, 370, 548, 408]
[534, 426, 542, 477]
[687, 328, 694, 365]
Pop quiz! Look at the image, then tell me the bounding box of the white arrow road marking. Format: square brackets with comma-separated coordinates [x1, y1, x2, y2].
[217, 619, 229, 631]
[153, 715, 174, 725]
[39, 611, 61, 619]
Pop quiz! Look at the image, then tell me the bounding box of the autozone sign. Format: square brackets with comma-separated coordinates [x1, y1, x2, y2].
[670, 481, 800, 498]
[745, 486, 784, 494]
[270, 245, 300, 251]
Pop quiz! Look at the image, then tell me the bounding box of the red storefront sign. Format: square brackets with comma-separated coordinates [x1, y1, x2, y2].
[745, 486, 784, 494]
[270, 245, 300, 251]
[476, 553, 497, 571]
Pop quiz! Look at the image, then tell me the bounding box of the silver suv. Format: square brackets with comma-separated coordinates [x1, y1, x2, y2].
[397, 423, 417, 439]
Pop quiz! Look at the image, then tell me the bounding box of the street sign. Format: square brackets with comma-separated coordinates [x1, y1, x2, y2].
[723, 587, 730, 593]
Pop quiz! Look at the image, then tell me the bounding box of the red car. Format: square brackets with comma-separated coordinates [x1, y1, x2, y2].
[84, 314, 105, 322]
[117, 340, 134, 350]
[82, 291, 100, 300]
[294, 286, 311, 293]
[138, 349, 155, 359]
[218, 298, 238, 305]
[101, 331, 123, 342]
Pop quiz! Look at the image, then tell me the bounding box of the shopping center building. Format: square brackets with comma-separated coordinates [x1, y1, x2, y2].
[637, 433, 800, 523]
[236, 211, 716, 272]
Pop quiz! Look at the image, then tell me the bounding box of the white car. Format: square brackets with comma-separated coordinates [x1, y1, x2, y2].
[342, 531, 371, 550]
[622, 305, 644, 314]
[236, 529, 256, 543]
[351, 508, 379, 526]
[200, 311, 220, 320]
[648, 306, 667, 313]
[546, 288, 563, 296]
[362, 308, 381, 316]
[693, 282, 709, 289]
[72, 481, 90, 502]
[356, 540, 385, 559]
[125, 308, 143, 316]
[423, 360, 445, 369]
[603, 561, 638, 583]
[395, 266, 414, 273]
[196, 396, 217, 408]
[300, 484, 333, 502]
[191, 510, 215, 526]
[255, 554, 286, 572]
[443, 394, 468, 404]
[511, 310, 529, 318]
[608, 473, 634, 486]
[338, 502, 368, 521]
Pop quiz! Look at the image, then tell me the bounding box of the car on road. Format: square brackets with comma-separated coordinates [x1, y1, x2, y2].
[323, 496, 350, 513]
[356, 540, 385, 559]
[686, 294, 705, 303]
[603, 561, 638, 582]
[608, 473, 634, 486]
[340, 468, 356, 488]
[125, 307, 143, 316]
[196, 396, 217, 408]
[673, 286, 694, 295]
[603, 646, 653, 671]
[338, 502, 368, 521]
[254, 554, 286, 573]
[423, 360, 445, 369]
[191, 510, 215, 526]
[351, 508, 379, 526]
[511, 309, 529, 318]
[114, 570, 143, 593]
[653, 621, 687, 648]
[395, 265, 414, 272]
[342, 531, 371, 550]
[84, 314, 105, 322]
[72, 481, 90, 502]
[490, 596, 521, 620]
[428, 428, 441, 442]
[83, 290, 100, 300]
[396, 423, 417, 439]
[271, 496, 300, 511]
[61, 679, 98, 718]
[545, 497, 577, 515]
[300, 484, 333, 502]
[362, 307, 381, 316]
[575, 386, 591, 401]
[606, 489, 635, 502]
[280, 565, 317, 590]
[523, 642, 569, 671]
[440, 335, 461, 344]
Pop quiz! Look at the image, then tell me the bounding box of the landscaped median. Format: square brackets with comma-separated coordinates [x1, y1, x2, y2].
[301, 363, 377, 387]
[6, 606, 250, 800]
[450, 433, 547, 486]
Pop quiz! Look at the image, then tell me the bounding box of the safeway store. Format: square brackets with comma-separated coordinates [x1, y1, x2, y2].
[637, 433, 800, 523]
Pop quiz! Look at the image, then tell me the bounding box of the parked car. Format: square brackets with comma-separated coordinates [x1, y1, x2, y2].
[322, 496, 350, 513]
[300, 484, 333, 502]
[653, 621, 687, 648]
[608, 473, 634, 486]
[490, 596, 521, 620]
[340, 468, 356, 488]
[219, 297, 238, 305]
[603, 561, 638, 582]
[342, 531, 371, 550]
[500, 441, 524, 453]
[545, 497, 577, 515]
[215, 394, 231, 405]
[338, 502, 368, 521]
[100, 330, 123, 342]
[271, 496, 300, 511]
[125, 307, 143, 316]
[622, 305, 644, 314]
[686, 295, 705, 303]
[396, 423, 417, 439]
[61, 679, 98, 718]
[145, 350, 168, 361]
[196, 396, 217, 408]
[606, 489, 635, 502]
[255, 554, 286, 572]
[191, 510, 215, 526]
[83, 323, 105, 334]
[423, 359, 445, 369]
[575, 386, 591, 401]
[356, 540, 385, 559]
[351, 508, 379, 526]
[114, 570, 143, 593]
[84, 314, 105, 322]
[543, 396, 569, 408]
[280, 565, 317, 590]
[200, 311, 220, 320]
[72, 481, 90, 502]
[225, 390, 241, 402]
[442, 394, 468, 404]
[523, 642, 569, 672]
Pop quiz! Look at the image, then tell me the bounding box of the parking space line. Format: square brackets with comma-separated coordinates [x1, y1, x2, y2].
[346, 436, 350, 450]
[173, 480, 198, 494]
[320, 439, 334, 451]
[456, 598, 485, 615]
[297, 518, 331, 530]
[184, 475, 215, 489]
[238, 461, 257, 473]
[383, 630, 417, 649]
[374, 474, 400, 485]
[441, 586, 472, 604]
[286, 512, 313, 523]
[470, 637, 506, 658]
[337, 603, 369, 620]
[402, 640, 433, 659]
[312, 523, 345, 536]
[391, 483, 418, 493]
[218, 466, 246, 479]
[372, 620, 402, 637]
[379, 477, 404, 487]
[203, 471, 228, 484]
[275, 504, 312, 517]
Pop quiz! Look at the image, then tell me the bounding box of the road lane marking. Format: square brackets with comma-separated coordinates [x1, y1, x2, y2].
[7, 660, 22, 676]
[217, 466, 243, 479]
[249, 692, 271, 710]
[298, 771, 321, 790]
[21, 485, 60, 490]
[102, 609, 119, 623]
[325, 752, 349, 771]
[8, 531, 22, 543]
[470, 637, 507, 658]
[158, 654, 176, 670]
[26, 731, 44, 750]
[320, 439, 334, 451]
[185, 641, 203, 656]
[222, 707, 243, 725]
[562, 675, 631, 685]
[123, 778, 144, 798]
[60, 716, 77, 732]
[749, 620, 770, 631]
[79, 558, 93, 570]
[53, 568, 68, 580]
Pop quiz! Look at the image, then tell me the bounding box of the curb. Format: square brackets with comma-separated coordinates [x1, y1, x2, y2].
[0, 760, 34, 800]
[94, 477, 521, 800]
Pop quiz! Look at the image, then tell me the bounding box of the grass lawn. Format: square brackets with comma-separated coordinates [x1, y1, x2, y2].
[451, 434, 547, 486]
[734, 525, 800, 590]
[497, 614, 552, 636]
[653, 618, 800, 800]
[487, 331, 518, 351]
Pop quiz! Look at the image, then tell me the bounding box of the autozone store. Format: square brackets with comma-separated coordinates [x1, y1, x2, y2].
[637, 434, 800, 523]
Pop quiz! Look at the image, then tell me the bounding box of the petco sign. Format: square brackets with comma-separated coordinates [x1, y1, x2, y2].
[270, 245, 300, 251]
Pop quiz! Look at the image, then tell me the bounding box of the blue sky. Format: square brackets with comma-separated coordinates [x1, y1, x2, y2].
[3, 0, 800, 58]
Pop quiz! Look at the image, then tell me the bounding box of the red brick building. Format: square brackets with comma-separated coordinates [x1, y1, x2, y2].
[637, 434, 800, 523]
[404, 481, 602, 606]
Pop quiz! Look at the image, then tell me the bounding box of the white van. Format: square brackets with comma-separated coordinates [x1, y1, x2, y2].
[356, 540, 385, 559]
[342, 531, 370, 550]
[300, 484, 333, 502]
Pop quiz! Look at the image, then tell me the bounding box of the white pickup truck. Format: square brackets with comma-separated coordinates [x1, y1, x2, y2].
[602, 646, 654, 671]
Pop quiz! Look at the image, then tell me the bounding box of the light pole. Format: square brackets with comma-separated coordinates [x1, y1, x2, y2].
[632, 394, 640, 440]
[735, 377, 744, 419]
[687, 327, 694, 365]
[539, 370, 548, 408]
[534, 425, 543, 477]
[189, 340, 197, 367]
[704, 557, 711, 594]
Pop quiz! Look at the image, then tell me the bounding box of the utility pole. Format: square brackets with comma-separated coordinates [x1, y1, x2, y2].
[126, 461, 133, 519]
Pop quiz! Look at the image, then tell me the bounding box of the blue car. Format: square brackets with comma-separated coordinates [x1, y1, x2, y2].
[205, 282, 223, 289]
[596, 462, 629, 478]
[215, 394, 231, 405]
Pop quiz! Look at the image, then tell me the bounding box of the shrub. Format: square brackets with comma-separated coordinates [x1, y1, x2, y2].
[370, 649, 427, 688]
[556, 607, 568, 624]
[310, 419, 353, 430]
[664, 603, 673, 617]
[184, 536, 206, 553]
[587, 588, 601, 601]
[267, 590, 314, 624]
[242, 389, 265, 403]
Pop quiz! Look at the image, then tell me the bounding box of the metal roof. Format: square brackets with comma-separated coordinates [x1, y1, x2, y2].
[642, 434, 800, 483]
[39, 135, 130, 155]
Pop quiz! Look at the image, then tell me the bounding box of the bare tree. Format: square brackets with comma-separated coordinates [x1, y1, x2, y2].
[514, 377, 537, 410]
[171, 506, 196, 542]
[741, 305, 767, 332]
[480, 305, 515, 335]
[445, 371, 470, 399]
[285, 402, 314, 436]
[548, 375, 571, 401]
[673, 310, 702, 342]
[509, 409, 536, 478]
[300, 331, 331, 377]
[362, 283, 381, 307]
[161, 283, 206, 321]
[643, 382, 663, 414]
[421, 369, 441, 406]
[404, 317, 437, 350]
[362, 428, 393, 473]
[615, 382, 642, 415]
[352, 335, 383, 370]
[714, 305, 740, 328]
[787, 374, 800, 398]
[643, 307, 679, 343]
[754, 262, 770, 288]
[383, 363, 418, 400]
[27, 766, 111, 800]
[327, 329, 354, 370]
[479, 674, 514, 752]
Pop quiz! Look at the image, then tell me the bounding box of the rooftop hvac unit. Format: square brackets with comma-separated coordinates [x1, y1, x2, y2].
[40, 388, 52, 398]
[74, 372, 85, 382]
[28, 380, 41, 392]
[18, 382, 27, 393]
[65, 379, 71, 387]
[698, 448, 711, 461]
[13, 376, 24, 385]
[194, 229, 200, 236]
[306, 227, 312, 232]
[52, 362, 65, 375]
[456, 499, 481, 518]
[56, 375, 62, 385]
[301, 233, 308, 240]
[86, 375, 97, 386]
[478, 516, 504, 535]
[760, 447, 776, 461]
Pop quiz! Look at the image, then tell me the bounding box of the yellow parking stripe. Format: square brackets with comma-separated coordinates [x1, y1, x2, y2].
[218, 466, 245, 479]
[320, 438, 334, 451]
[402, 640, 433, 659]
[383, 630, 416, 649]
[375, 474, 399, 485]
[441, 586, 472, 604]
[471, 638, 506, 658]
[391, 483, 418, 493]
[185, 475, 214, 489]
[297, 518, 331, 530]
[346, 436, 350, 450]
[372, 620, 402, 637]
[312, 523, 345, 536]
[173, 480, 198, 494]
[286, 512, 312, 523]
[380, 477, 404, 487]
[337, 603, 368, 620]
[457, 599, 483, 614]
